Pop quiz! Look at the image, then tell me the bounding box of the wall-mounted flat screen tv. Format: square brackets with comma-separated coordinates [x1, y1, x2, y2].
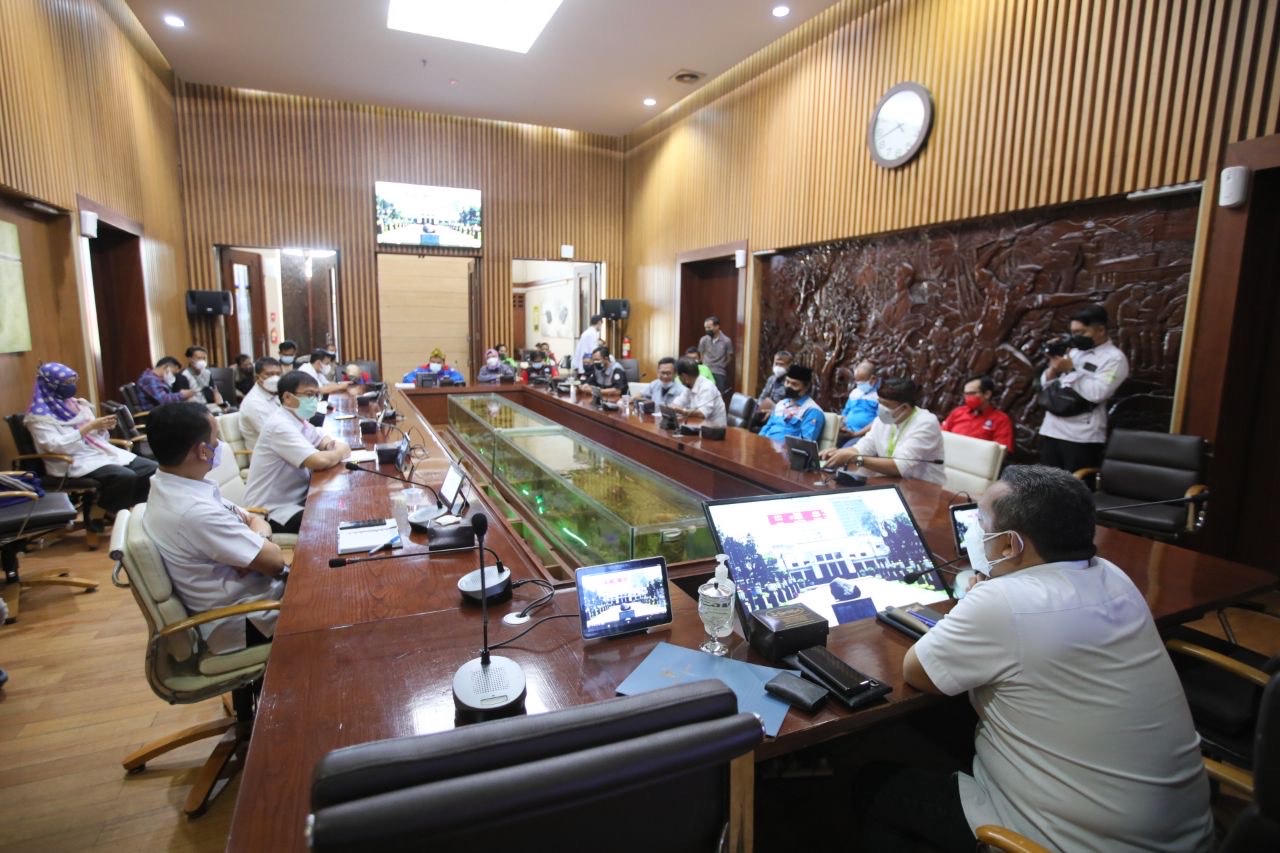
[374, 181, 482, 249]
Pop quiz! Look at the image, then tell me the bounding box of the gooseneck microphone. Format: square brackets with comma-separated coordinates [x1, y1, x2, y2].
[452, 512, 527, 724]
[1097, 492, 1210, 512]
[329, 551, 423, 569]
[344, 460, 443, 510]
[902, 553, 970, 584]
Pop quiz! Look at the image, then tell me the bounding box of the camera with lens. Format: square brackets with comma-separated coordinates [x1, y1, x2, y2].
[1043, 335, 1075, 358]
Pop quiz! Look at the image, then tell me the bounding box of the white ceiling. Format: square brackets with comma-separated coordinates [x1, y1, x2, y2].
[124, 1, 840, 136]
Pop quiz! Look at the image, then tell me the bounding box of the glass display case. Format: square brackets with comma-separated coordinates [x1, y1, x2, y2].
[447, 394, 715, 566]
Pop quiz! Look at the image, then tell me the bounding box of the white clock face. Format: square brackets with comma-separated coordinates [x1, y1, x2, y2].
[873, 90, 927, 162]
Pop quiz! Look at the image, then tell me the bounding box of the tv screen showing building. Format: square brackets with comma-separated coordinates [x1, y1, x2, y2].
[374, 181, 482, 249]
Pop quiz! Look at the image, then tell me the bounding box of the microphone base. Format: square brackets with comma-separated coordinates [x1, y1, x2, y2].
[453, 655, 527, 726]
[457, 565, 513, 603]
[834, 469, 867, 488]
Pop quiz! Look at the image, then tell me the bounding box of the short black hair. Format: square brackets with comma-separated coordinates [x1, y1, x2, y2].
[310, 348, 332, 362]
[967, 375, 996, 394]
[684, 346, 699, 355]
[590, 314, 603, 325]
[279, 340, 298, 353]
[657, 357, 676, 368]
[278, 370, 319, 398]
[494, 343, 507, 351]
[990, 465, 1097, 562]
[147, 402, 213, 466]
[592, 344, 611, 360]
[676, 357, 701, 380]
[704, 316, 720, 326]
[878, 377, 919, 405]
[155, 356, 180, 369]
[773, 350, 793, 361]
[254, 356, 281, 374]
[235, 353, 252, 365]
[185, 345, 207, 359]
[1071, 304, 1109, 328]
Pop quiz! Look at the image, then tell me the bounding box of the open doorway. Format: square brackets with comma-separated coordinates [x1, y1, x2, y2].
[677, 245, 746, 393]
[378, 254, 475, 384]
[87, 218, 149, 400]
[511, 260, 604, 367]
[217, 246, 339, 363]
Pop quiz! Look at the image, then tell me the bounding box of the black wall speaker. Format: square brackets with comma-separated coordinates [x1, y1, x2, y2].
[600, 298, 630, 320]
[186, 290, 233, 316]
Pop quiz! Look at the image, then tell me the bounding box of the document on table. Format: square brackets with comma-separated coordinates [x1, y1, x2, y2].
[335, 518, 401, 555]
[347, 449, 378, 464]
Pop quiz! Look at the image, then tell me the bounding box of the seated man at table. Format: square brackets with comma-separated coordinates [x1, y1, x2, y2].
[143, 402, 287, 654]
[941, 374, 1015, 454]
[135, 356, 198, 410]
[820, 376, 946, 485]
[523, 349, 555, 384]
[864, 465, 1214, 852]
[643, 357, 682, 407]
[298, 349, 351, 396]
[837, 360, 879, 446]
[403, 349, 465, 386]
[277, 339, 299, 368]
[759, 364, 825, 442]
[584, 345, 629, 400]
[244, 371, 351, 534]
[668, 357, 727, 427]
[477, 348, 516, 383]
[755, 350, 793, 420]
[238, 356, 282, 449]
[177, 345, 224, 406]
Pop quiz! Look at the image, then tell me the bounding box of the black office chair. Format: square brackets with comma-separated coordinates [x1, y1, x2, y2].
[308, 680, 763, 853]
[0, 479, 95, 622]
[726, 393, 757, 429]
[206, 367, 238, 409]
[620, 358, 641, 383]
[4, 414, 103, 550]
[1106, 392, 1175, 434]
[354, 360, 381, 383]
[102, 401, 153, 459]
[1074, 429, 1209, 540]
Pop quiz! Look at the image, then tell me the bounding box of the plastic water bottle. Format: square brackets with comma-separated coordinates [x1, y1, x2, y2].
[698, 554, 735, 656]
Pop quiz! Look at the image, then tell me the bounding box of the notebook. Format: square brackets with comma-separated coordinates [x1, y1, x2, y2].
[335, 518, 401, 555]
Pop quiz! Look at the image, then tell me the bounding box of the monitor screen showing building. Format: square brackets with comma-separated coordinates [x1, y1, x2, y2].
[374, 181, 482, 248]
[704, 486, 948, 627]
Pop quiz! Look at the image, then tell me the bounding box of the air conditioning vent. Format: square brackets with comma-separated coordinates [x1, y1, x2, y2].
[670, 69, 706, 85]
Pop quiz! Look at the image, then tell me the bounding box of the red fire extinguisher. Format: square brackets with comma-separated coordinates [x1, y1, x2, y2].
[622, 336, 631, 358]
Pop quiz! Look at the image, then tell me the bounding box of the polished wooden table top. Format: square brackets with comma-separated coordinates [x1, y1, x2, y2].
[228, 386, 1276, 851]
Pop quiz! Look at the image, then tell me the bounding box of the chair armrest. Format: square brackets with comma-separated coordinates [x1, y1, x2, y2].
[233, 448, 253, 458]
[108, 438, 134, 449]
[1184, 484, 1209, 532]
[11, 452, 73, 464]
[0, 470, 31, 476]
[158, 600, 282, 638]
[132, 410, 149, 419]
[0, 490, 38, 501]
[244, 506, 269, 516]
[975, 825, 1051, 853]
[1185, 484, 1208, 498]
[1165, 638, 1270, 687]
[1203, 757, 1254, 797]
[1073, 466, 1100, 481]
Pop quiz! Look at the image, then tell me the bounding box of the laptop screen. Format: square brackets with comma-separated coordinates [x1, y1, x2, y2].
[703, 485, 947, 630]
[575, 557, 673, 640]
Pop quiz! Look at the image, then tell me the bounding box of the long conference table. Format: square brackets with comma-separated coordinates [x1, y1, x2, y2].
[227, 384, 1276, 851]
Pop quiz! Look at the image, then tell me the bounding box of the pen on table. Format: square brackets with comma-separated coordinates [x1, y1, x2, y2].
[369, 534, 401, 555]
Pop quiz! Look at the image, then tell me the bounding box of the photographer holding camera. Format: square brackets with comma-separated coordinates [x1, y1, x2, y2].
[1037, 304, 1129, 472]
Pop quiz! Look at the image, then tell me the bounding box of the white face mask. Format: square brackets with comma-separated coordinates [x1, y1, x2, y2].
[280, 355, 295, 365]
[772, 365, 787, 378]
[263, 375, 280, 393]
[963, 523, 1020, 577]
[193, 359, 208, 372]
[164, 371, 176, 386]
[876, 403, 899, 425]
[428, 363, 442, 373]
[487, 357, 499, 368]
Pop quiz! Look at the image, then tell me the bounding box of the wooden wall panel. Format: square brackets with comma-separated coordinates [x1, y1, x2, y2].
[0, 0, 188, 391]
[622, 0, 1280, 384]
[176, 85, 626, 364]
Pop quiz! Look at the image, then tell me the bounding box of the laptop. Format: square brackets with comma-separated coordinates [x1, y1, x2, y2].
[949, 502, 981, 557]
[575, 557, 673, 640]
[416, 373, 440, 388]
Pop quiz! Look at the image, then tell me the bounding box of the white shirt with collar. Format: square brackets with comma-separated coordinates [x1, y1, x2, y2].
[1038, 339, 1129, 444]
[244, 405, 325, 525]
[912, 557, 1213, 853]
[852, 407, 946, 485]
[238, 384, 280, 449]
[573, 326, 600, 373]
[297, 361, 322, 383]
[143, 470, 283, 654]
[672, 375, 727, 428]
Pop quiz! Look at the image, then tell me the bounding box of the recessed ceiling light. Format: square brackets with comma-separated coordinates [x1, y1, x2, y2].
[643, 98, 657, 107]
[163, 13, 185, 28]
[772, 5, 790, 17]
[387, 0, 564, 54]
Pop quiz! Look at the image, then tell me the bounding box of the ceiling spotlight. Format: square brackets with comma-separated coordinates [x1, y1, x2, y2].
[643, 98, 657, 107]
[772, 5, 790, 17]
[163, 13, 185, 28]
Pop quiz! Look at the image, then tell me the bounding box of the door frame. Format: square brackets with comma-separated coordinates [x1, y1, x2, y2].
[220, 248, 267, 361]
[675, 241, 749, 391]
[75, 195, 147, 404]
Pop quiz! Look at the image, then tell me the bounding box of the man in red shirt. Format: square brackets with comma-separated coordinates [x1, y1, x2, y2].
[941, 375, 1015, 453]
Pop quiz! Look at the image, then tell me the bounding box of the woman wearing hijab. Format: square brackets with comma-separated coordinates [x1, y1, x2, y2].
[24, 363, 158, 519]
[476, 348, 515, 383]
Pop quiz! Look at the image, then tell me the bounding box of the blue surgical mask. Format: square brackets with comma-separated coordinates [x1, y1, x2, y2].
[856, 381, 872, 394]
[660, 380, 673, 390]
[54, 382, 77, 399]
[280, 355, 295, 365]
[203, 442, 223, 470]
[293, 395, 319, 421]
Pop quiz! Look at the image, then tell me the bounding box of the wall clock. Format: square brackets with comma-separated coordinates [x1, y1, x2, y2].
[867, 81, 934, 168]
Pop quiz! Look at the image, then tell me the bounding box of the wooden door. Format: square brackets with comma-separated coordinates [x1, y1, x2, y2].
[377, 254, 473, 383]
[679, 256, 740, 388]
[221, 248, 267, 360]
[89, 223, 150, 400]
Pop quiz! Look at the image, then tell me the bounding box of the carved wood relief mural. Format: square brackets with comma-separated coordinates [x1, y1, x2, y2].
[759, 195, 1198, 458]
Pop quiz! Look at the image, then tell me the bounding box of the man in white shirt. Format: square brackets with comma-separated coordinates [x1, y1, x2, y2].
[573, 314, 604, 374]
[669, 356, 727, 428]
[179, 345, 224, 406]
[820, 376, 945, 485]
[244, 371, 351, 533]
[238, 356, 282, 449]
[142, 402, 286, 654]
[298, 348, 350, 396]
[867, 465, 1214, 852]
[1038, 304, 1129, 472]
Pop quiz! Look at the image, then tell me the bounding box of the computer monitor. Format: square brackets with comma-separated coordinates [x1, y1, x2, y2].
[949, 502, 980, 557]
[703, 485, 948, 632]
[784, 436, 820, 471]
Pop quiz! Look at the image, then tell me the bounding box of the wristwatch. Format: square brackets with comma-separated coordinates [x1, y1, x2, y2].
[855, 455, 864, 468]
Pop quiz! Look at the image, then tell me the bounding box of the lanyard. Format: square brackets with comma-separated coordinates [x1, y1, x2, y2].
[887, 408, 916, 457]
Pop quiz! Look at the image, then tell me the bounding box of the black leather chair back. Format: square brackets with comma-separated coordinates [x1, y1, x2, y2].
[620, 358, 640, 383]
[1098, 429, 1206, 502]
[308, 681, 762, 853]
[207, 367, 236, 404]
[4, 413, 39, 464]
[726, 393, 757, 429]
[119, 383, 145, 413]
[1222, 673, 1280, 851]
[102, 401, 152, 459]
